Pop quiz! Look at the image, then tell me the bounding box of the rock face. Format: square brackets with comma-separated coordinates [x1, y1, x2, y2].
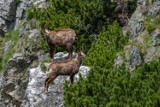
[0, 25, 41, 106]
[0, 11, 90, 106]
[0, 54, 31, 107]
[0, 23, 90, 106]
[115, 0, 160, 71]
[0, 0, 48, 36]
[0, 0, 16, 35]
[21, 52, 90, 107]
[152, 31, 160, 46]
[148, 1, 160, 17]
[0, 51, 90, 107]
[125, 46, 142, 71]
[128, 4, 145, 38]
[1, 0, 160, 106]
[128, 1, 160, 38]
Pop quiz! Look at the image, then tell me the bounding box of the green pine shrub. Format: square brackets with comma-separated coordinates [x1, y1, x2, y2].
[64, 23, 160, 107]
[128, 0, 138, 13]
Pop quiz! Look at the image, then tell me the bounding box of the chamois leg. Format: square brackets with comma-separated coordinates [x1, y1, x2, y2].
[44, 77, 50, 92]
[70, 74, 75, 84]
[66, 44, 73, 59]
[45, 76, 57, 94]
[49, 45, 55, 61]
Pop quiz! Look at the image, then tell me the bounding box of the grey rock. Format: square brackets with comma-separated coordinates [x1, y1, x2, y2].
[128, 6, 145, 38]
[145, 47, 156, 62]
[3, 40, 11, 52]
[0, 0, 16, 21]
[148, 1, 160, 17]
[0, 73, 3, 88]
[128, 1, 160, 38]
[114, 55, 124, 66]
[14, 0, 32, 30]
[137, 0, 159, 6]
[152, 31, 160, 46]
[0, 17, 5, 29]
[33, 0, 48, 8]
[13, 53, 23, 59]
[28, 29, 40, 40]
[137, 0, 145, 5]
[2, 82, 15, 93]
[54, 52, 77, 62]
[38, 53, 50, 62]
[14, 0, 47, 30]
[18, 22, 31, 37]
[0, 53, 31, 106]
[21, 52, 90, 107]
[156, 47, 160, 57]
[126, 46, 142, 71]
[144, 46, 160, 62]
[0, 0, 16, 34]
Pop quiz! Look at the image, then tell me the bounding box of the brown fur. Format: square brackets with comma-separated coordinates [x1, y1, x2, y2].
[44, 51, 85, 94]
[44, 28, 77, 60]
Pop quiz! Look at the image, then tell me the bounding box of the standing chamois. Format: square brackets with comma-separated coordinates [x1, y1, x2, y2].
[44, 28, 77, 61]
[44, 51, 85, 94]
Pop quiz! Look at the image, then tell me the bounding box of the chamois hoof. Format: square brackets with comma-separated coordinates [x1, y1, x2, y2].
[45, 90, 48, 95]
[51, 59, 54, 62]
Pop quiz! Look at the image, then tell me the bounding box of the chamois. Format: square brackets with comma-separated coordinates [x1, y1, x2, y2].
[44, 51, 85, 94]
[44, 28, 77, 61]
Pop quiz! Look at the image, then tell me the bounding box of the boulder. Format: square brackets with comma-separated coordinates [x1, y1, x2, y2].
[125, 46, 142, 71]
[152, 30, 160, 46]
[0, 0, 16, 36]
[128, 6, 145, 38]
[21, 52, 90, 107]
[148, 1, 160, 17]
[0, 54, 30, 106]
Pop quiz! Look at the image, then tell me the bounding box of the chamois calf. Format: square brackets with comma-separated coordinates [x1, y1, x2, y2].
[44, 51, 85, 94]
[44, 28, 77, 61]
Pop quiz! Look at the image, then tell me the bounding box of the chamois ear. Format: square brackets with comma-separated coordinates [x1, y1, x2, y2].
[80, 51, 85, 57]
[45, 28, 50, 34]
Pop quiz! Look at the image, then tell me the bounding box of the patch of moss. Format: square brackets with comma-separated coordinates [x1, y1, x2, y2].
[41, 63, 47, 72]
[40, 59, 50, 72]
[17, 20, 24, 29]
[124, 45, 132, 61]
[27, 19, 41, 29]
[16, 0, 21, 6]
[145, 15, 160, 33]
[145, 22, 155, 33]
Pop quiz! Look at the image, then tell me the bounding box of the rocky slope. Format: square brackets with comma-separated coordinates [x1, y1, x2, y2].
[0, 0, 90, 107]
[0, 0, 160, 107]
[114, 0, 160, 71]
[0, 0, 16, 36]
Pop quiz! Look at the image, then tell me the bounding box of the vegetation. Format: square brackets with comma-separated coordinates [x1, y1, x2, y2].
[64, 23, 160, 106]
[27, 0, 117, 53]
[1, 0, 159, 106]
[145, 15, 160, 33]
[40, 59, 50, 72]
[0, 30, 19, 72]
[16, 0, 21, 6]
[128, 0, 138, 13]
